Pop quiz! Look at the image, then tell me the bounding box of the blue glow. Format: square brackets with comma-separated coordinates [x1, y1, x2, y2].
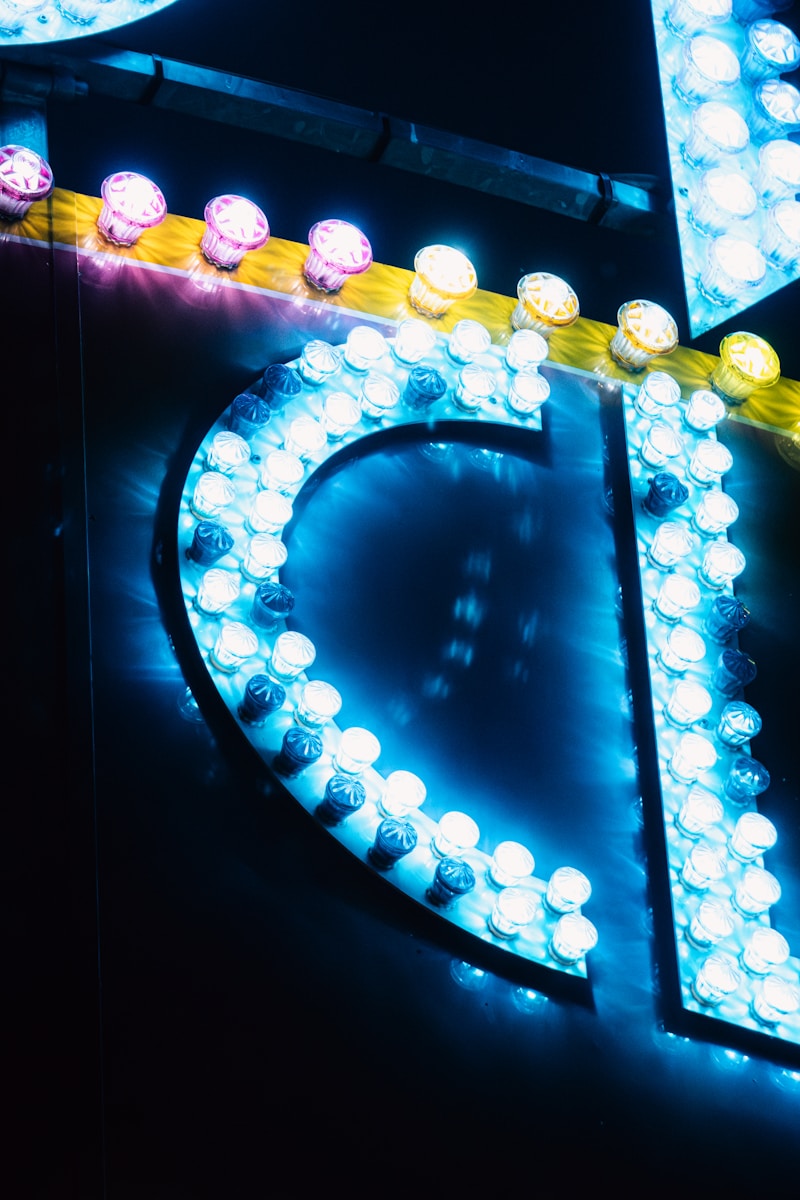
[511, 986, 548, 1013]
[651, 0, 800, 336]
[0, 0, 181, 46]
[449, 960, 489, 991]
[622, 375, 800, 1046]
[177, 324, 602, 980]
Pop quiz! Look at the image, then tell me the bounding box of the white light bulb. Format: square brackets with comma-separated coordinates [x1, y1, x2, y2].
[268, 631, 316, 682]
[754, 140, 800, 205]
[241, 534, 287, 583]
[674, 35, 740, 105]
[195, 569, 240, 615]
[733, 866, 781, 916]
[761, 200, 800, 271]
[729, 812, 777, 862]
[692, 953, 740, 1005]
[295, 681, 342, 730]
[682, 102, 749, 169]
[191, 471, 236, 520]
[676, 786, 724, 838]
[489, 888, 538, 939]
[549, 914, 598, 963]
[489, 841, 535, 889]
[334, 727, 381, 775]
[545, 866, 592, 913]
[283, 417, 327, 461]
[507, 369, 550, 417]
[247, 490, 293, 535]
[391, 318, 437, 364]
[260, 450, 305, 494]
[699, 236, 766, 305]
[447, 319, 491, 364]
[379, 770, 427, 818]
[742, 927, 790, 975]
[210, 621, 259, 673]
[343, 325, 388, 372]
[432, 811, 480, 858]
[668, 731, 717, 782]
[206, 430, 250, 475]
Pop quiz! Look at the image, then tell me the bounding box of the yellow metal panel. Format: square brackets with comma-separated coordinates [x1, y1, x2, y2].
[16, 187, 800, 440]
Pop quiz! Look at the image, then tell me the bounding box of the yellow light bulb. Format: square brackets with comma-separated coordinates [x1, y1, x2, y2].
[610, 300, 679, 370]
[512, 272, 580, 335]
[711, 331, 780, 405]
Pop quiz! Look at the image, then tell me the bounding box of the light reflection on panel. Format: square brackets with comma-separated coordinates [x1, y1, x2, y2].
[621, 372, 800, 1045]
[651, 0, 800, 337]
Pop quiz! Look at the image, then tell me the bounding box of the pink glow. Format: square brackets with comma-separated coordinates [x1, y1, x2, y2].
[0, 145, 54, 220]
[303, 219, 372, 292]
[201, 194, 270, 269]
[97, 172, 167, 246]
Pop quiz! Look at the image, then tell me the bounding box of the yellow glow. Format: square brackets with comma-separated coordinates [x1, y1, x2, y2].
[17, 188, 800, 432]
[610, 300, 679, 370]
[513, 272, 580, 332]
[712, 331, 781, 402]
[618, 301, 679, 354]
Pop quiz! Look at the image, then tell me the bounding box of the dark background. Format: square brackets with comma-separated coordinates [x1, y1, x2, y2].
[6, 2, 800, 1196]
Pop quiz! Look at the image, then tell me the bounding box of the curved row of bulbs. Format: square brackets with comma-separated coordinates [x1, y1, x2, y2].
[0, 0, 171, 38]
[0, 143, 786, 403]
[182, 326, 599, 967]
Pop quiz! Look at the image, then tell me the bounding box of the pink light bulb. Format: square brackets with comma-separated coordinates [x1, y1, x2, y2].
[0, 144, 54, 220]
[303, 219, 373, 292]
[201, 194, 270, 269]
[97, 172, 167, 247]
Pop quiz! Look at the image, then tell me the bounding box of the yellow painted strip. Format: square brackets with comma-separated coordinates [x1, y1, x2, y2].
[14, 188, 800, 436]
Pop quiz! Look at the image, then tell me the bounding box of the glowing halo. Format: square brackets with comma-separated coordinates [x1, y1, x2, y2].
[176, 321, 601, 978]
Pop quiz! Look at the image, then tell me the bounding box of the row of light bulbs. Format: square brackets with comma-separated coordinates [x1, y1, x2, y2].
[622, 365, 799, 1030]
[183, 316, 790, 985]
[0, 143, 787, 403]
[182, 320, 599, 967]
[0, 144, 597, 964]
[660, 0, 800, 307]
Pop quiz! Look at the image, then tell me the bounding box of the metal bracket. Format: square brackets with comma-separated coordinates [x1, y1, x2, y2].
[0, 41, 670, 237]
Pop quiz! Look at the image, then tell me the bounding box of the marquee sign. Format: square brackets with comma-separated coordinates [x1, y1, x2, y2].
[6, 184, 797, 1053]
[651, 0, 800, 336]
[178, 325, 602, 980]
[177, 312, 800, 1044]
[621, 376, 800, 1043]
